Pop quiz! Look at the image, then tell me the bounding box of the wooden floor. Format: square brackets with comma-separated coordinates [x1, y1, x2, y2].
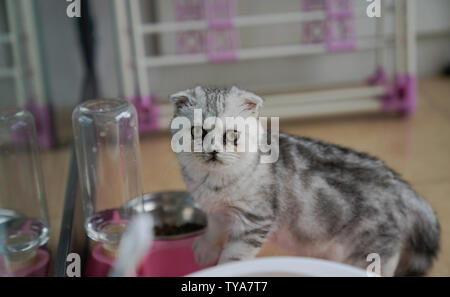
[42, 77, 450, 276]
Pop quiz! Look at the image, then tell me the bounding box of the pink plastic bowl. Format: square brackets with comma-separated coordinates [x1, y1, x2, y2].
[138, 234, 209, 277]
[86, 191, 210, 277]
[86, 234, 208, 277]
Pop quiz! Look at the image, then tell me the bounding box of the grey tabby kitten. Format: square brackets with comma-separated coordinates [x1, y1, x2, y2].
[169, 86, 440, 276]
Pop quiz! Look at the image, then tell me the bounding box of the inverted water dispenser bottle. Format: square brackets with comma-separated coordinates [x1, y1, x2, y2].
[0, 109, 50, 276]
[72, 99, 144, 257]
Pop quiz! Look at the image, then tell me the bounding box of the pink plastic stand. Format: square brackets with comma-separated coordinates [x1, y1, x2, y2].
[368, 67, 417, 115]
[129, 95, 160, 133]
[368, 66, 388, 86]
[0, 249, 51, 277]
[85, 233, 211, 277]
[85, 244, 115, 277]
[382, 74, 417, 115]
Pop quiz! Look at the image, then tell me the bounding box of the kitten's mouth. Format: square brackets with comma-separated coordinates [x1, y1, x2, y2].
[206, 156, 221, 163]
[204, 153, 223, 164]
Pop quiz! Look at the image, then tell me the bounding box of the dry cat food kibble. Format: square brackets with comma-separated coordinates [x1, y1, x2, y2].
[154, 223, 204, 236]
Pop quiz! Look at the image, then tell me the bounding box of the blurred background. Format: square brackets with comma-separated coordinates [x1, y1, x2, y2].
[0, 0, 449, 276]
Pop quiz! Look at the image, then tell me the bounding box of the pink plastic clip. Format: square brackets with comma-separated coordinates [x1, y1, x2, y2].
[204, 0, 239, 62]
[302, 20, 326, 44]
[301, 0, 355, 51]
[324, 0, 355, 52]
[175, 0, 205, 21]
[205, 0, 236, 29]
[175, 0, 206, 54]
[302, 0, 326, 11]
[301, 0, 326, 45]
[176, 30, 205, 54]
[326, 0, 353, 17]
[206, 27, 239, 62]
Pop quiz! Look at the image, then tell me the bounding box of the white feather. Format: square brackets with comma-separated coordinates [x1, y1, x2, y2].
[109, 213, 154, 277]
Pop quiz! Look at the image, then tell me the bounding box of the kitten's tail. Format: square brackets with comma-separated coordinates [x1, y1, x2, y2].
[395, 199, 440, 277]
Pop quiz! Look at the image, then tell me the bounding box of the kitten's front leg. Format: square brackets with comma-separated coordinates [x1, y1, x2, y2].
[193, 213, 228, 267]
[218, 215, 273, 264]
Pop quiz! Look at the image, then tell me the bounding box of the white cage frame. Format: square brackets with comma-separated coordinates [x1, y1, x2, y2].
[112, 0, 417, 131]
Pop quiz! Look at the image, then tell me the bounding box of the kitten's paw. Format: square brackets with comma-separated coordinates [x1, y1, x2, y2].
[193, 236, 221, 267]
[218, 252, 244, 264]
[218, 256, 240, 265]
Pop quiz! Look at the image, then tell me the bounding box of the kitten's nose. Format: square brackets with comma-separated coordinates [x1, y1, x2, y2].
[210, 150, 218, 160]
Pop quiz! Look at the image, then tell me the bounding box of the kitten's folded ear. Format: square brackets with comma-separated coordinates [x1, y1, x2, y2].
[231, 86, 263, 115]
[241, 91, 263, 116]
[170, 89, 196, 110]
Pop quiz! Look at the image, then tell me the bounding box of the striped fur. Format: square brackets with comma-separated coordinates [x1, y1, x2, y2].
[170, 86, 440, 276]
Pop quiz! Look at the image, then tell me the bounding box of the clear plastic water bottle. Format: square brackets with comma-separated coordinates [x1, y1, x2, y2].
[0, 109, 50, 271]
[72, 99, 144, 254]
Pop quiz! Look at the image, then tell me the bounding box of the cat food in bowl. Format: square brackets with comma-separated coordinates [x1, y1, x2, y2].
[154, 223, 205, 237]
[127, 191, 209, 276]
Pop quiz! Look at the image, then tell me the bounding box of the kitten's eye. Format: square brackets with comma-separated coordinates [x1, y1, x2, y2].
[192, 126, 203, 138]
[224, 130, 239, 145]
